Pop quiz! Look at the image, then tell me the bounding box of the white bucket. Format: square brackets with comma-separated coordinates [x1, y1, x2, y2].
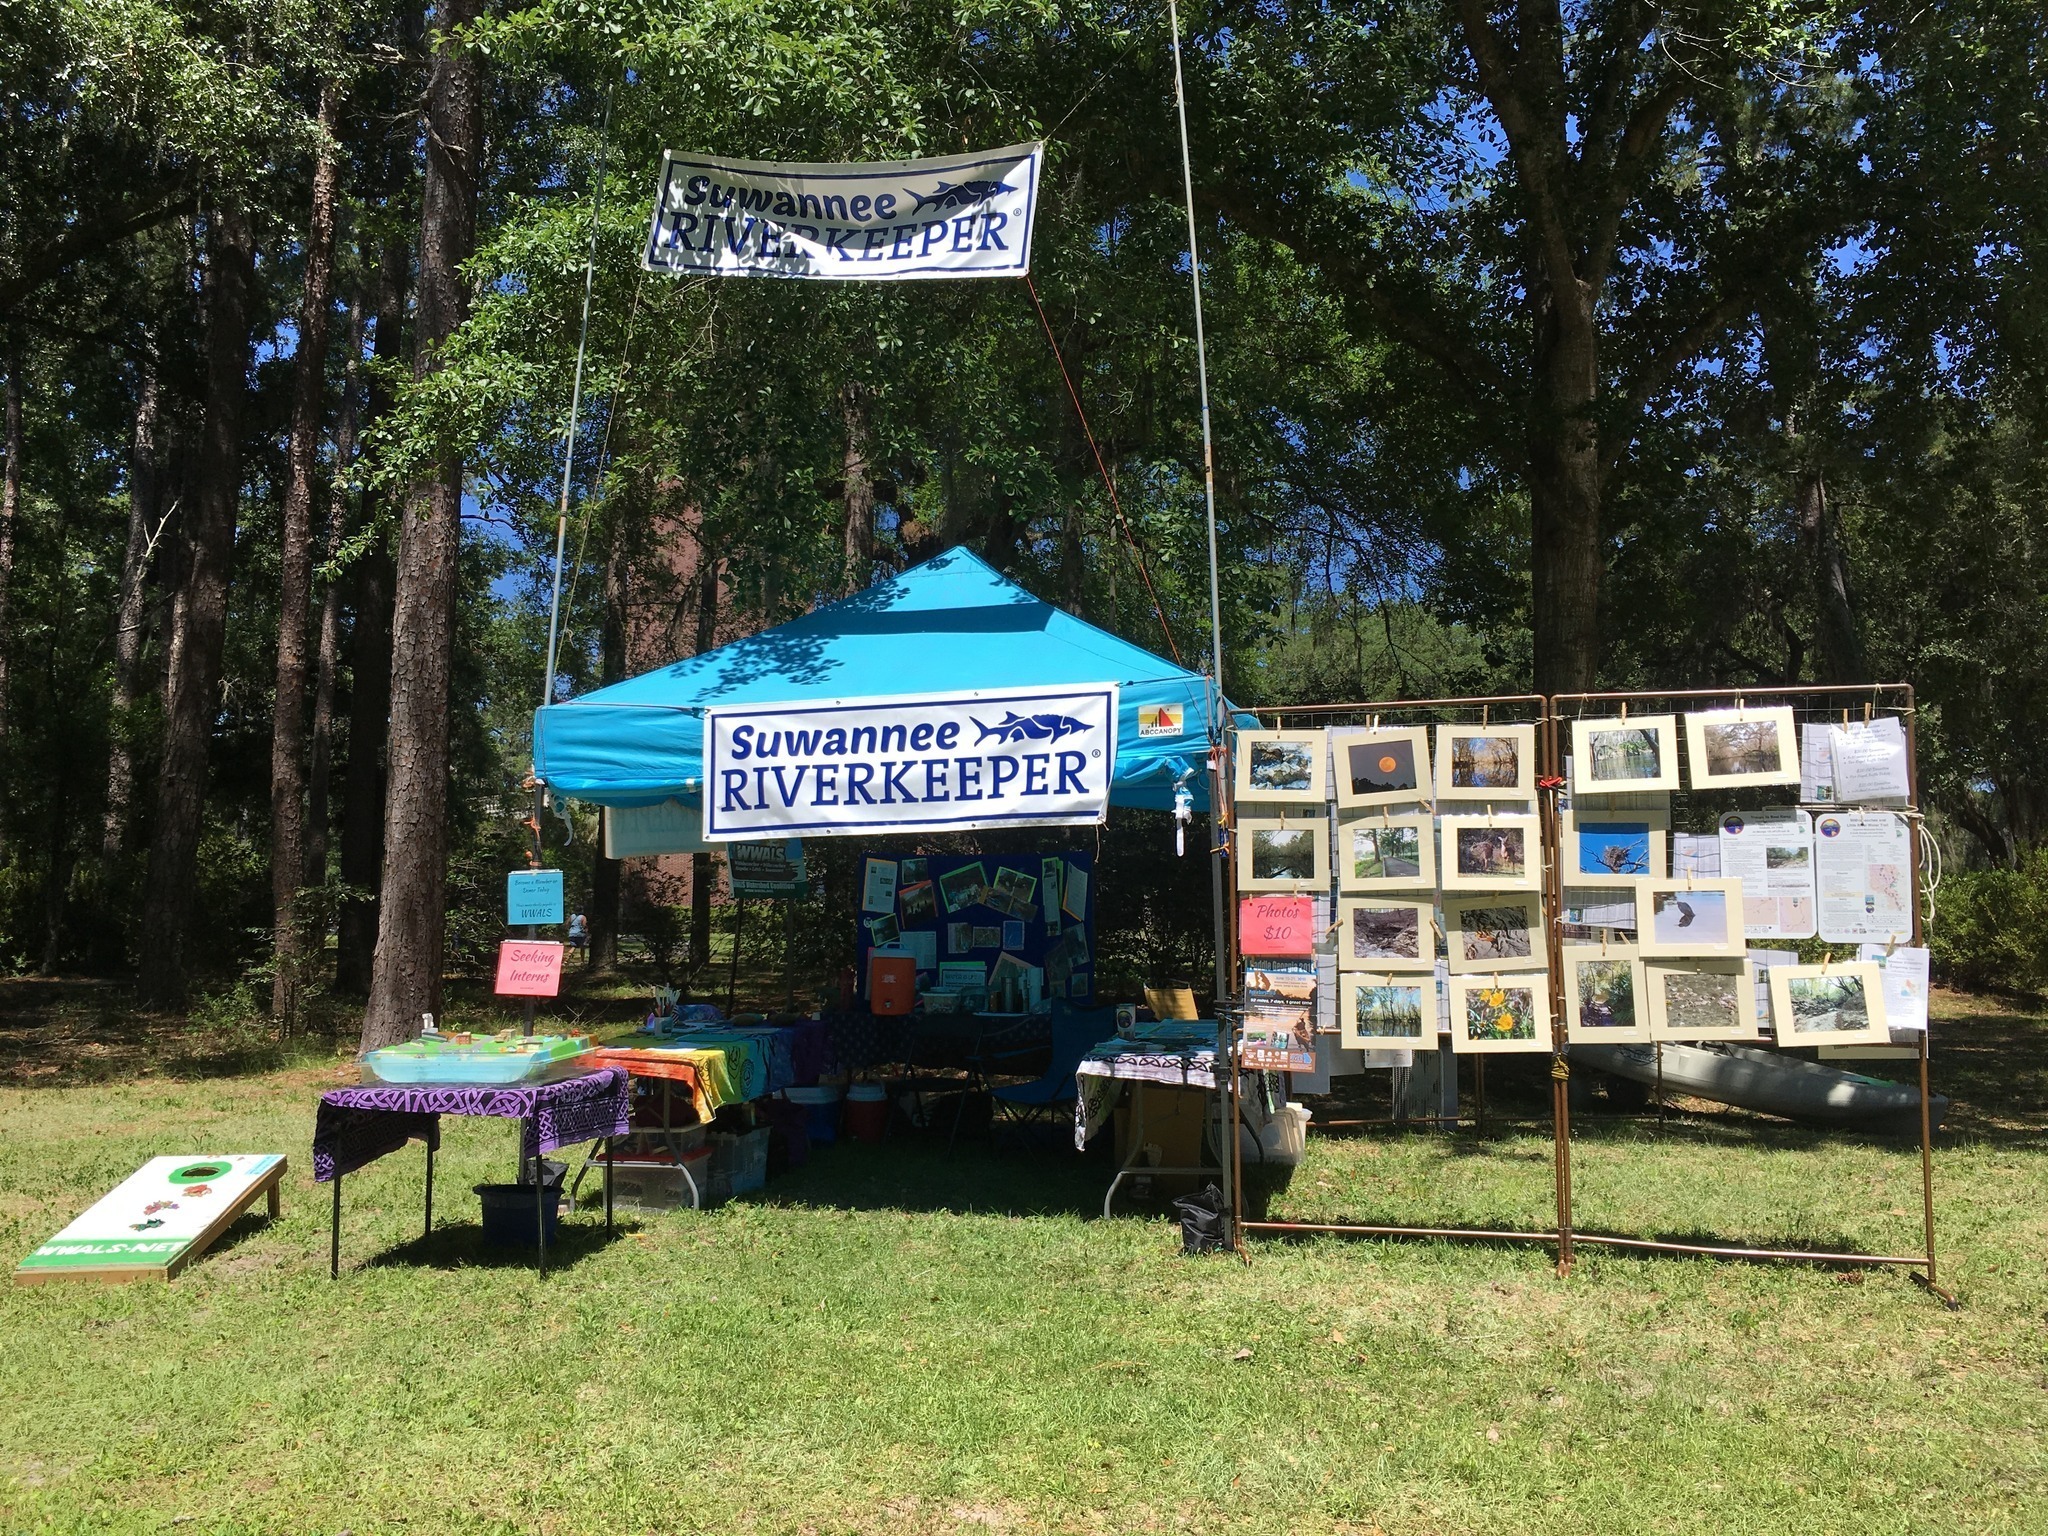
[1236, 1103, 1311, 1166]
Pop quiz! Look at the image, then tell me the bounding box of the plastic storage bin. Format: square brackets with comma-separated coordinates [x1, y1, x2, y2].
[475, 1183, 560, 1247]
[608, 1162, 699, 1214]
[711, 1127, 771, 1196]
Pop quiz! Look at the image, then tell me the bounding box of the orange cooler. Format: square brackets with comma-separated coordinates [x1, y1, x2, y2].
[868, 953, 917, 1015]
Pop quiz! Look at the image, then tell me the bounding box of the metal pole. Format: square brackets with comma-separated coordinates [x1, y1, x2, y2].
[540, 85, 614, 711]
[1167, 0, 1232, 1003]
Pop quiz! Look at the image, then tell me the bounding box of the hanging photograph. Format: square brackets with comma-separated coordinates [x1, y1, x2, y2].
[1233, 729, 1328, 805]
[1332, 727, 1432, 809]
[1645, 958, 1760, 1042]
[1558, 944, 1651, 1043]
[1340, 973, 1435, 1050]
[1433, 722, 1536, 801]
[1570, 714, 1680, 793]
[1439, 813, 1542, 891]
[1443, 893, 1544, 973]
[1336, 898, 1436, 972]
[1338, 814, 1436, 892]
[1448, 974, 1553, 1054]
[1561, 811, 1666, 879]
[1635, 878, 1746, 958]
[1236, 818, 1331, 892]
[1768, 961, 1892, 1047]
[1684, 706, 1802, 789]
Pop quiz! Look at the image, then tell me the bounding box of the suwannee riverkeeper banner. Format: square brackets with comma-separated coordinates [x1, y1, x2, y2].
[642, 142, 1042, 281]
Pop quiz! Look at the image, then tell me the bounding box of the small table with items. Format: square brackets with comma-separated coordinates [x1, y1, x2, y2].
[1074, 1021, 1268, 1218]
[313, 1068, 631, 1277]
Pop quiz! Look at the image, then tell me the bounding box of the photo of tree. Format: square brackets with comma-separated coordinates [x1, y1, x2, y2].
[1587, 726, 1662, 782]
[1352, 824, 1421, 880]
[1449, 733, 1521, 789]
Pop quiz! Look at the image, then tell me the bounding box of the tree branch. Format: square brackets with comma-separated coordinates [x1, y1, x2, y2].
[1617, 290, 1755, 438]
[0, 187, 196, 317]
[1451, 0, 1579, 292]
[1585, 75, 1688, 288]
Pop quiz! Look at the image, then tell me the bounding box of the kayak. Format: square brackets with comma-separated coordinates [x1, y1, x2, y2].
[1574, 1041, 1947, 1131]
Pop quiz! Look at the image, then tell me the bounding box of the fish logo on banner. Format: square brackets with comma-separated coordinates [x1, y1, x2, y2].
[702, 685, 1118, 840]
[643, 143, 1042, 282]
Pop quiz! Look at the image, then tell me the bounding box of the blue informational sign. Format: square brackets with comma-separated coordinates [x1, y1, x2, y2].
[506, 869, 565, 927]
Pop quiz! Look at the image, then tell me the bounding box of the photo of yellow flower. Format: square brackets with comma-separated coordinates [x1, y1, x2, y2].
[1463, 982, 1536, 1042]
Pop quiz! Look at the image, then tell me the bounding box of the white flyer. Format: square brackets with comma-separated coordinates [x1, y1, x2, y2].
[1800, 722, 1837, 804]
[1829, 718, 1911, 805]
[1747, 948, 1801, 1036]
[1670, 833, 1722, 878]
[1718, 809, 1817, 939]
[1858, 943, 1930, 1034]
[1814, 811, 1914, 944]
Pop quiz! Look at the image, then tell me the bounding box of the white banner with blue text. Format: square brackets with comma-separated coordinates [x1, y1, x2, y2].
[702, 685, 1118, 839]
[643, 143, 1041, 281]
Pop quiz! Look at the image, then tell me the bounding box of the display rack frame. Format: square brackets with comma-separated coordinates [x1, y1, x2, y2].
[1225, 684, 1951, 1304]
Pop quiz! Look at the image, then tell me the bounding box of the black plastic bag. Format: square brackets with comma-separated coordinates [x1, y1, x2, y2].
[1172, 1182, 1231, 1255]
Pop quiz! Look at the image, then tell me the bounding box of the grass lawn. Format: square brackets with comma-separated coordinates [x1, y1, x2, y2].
[2, 982, 2045, 1534]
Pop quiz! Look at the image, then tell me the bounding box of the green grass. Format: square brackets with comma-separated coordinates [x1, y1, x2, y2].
[2, 987, 2045, 1533]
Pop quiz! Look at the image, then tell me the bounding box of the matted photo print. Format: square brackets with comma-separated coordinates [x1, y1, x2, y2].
[1636, 878, 1747, 958]
[1684, 707, 1801, 790]
[1439, 813, 1543, 891]
[1336, 898, 1436, 972]
[1434, 722, 1536, 801]
[1340, 973, 1436, 1051]
[1333, 727, 1432, 809]
[1644, 958, 1761, 1041]
[1559, 944, 1652, 1043]
[1338, 814, 1436, 892]
[1233, 729, 1328, 806]
[1236, 818, 1331, 892]
[1571, 714, 1680, 794]
[1448, 973, 1553, 1054]
[1442, 893, 1544, 973]
[1768, 961, 1892, 1047]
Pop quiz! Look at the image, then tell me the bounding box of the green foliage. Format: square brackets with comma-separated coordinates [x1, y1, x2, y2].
[1929, 849, 2048, 999]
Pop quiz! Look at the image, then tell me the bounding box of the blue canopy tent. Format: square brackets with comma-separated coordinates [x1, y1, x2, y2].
[533, 547, 1236, 814]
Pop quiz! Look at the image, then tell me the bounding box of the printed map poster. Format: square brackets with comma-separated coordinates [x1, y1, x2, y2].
[1815, 811, 1914, 944]
[1718, 808, 1817, 939]
[17, 1155, 285, 1284]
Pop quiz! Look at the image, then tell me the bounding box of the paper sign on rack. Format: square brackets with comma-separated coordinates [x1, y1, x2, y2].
[1815, 811, 1914, 943]
[1859, 943, 1930, 1034]
[1830, 718, 1911, 804]
[1239, 895, 1316, 957]
[1717, 809, 1817, 939]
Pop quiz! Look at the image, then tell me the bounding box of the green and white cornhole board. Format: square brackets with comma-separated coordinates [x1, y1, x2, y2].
[14, 1154, 286, 1285]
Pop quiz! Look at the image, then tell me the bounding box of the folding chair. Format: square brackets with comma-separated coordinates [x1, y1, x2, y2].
[990, 1009, 1116, 1152]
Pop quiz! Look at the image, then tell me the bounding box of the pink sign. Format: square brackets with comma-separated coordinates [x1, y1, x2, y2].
[494, 940, 565, 997]
[1239, 896, 1316, 958]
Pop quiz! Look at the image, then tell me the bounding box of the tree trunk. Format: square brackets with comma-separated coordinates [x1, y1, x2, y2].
[361, 0, 483, 1049]
[305, 294, 367, 890]
[137, 208, 254, 1008]
[0, 330, 22, 755]
[687, 555, 719, 972]
[1793, 467, 1864, 684]
[585, 532, 628, 971]
[102, 350, 164, 859]
[269, 81, 343, 1024]
[840, 382, 875, 594]
[333, 244, 408, 996]
[1527, 282, 1604, 696]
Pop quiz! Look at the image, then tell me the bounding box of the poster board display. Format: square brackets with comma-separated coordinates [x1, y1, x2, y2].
[16, 1155, 286, 1285]
[1559, 944, 1652, 1043]
[1717, 809, 1816, 939]
[1438, 813, 1543, 892]
[1683, 707, 1801, 789]
[1643, 958, 1761, 1042]
[1339, 973, 1437, 1051]
[1236, 817, 1331, 892]
[1233, 729, 1328, 806]
[729, 839, 806, 896]
[1446, 973, 1552, 1053]
[854, 850, 1094, 1002]
[1636, 879, 1747, 958]
[1336, 897, 1436, 972]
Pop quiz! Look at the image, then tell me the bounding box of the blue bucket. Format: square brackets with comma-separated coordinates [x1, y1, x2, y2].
[475, 1183, 560, 1248]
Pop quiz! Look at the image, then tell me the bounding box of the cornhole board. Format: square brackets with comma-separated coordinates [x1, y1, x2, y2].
[14, 1154, 286, 1285]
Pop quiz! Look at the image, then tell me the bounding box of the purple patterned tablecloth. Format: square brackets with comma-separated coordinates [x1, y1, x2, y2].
[313, 1067, 631, 1182]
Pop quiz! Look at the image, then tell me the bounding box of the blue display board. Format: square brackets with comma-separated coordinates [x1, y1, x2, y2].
[854, 851, 1095, 1004]
[506, 869, 565, 926]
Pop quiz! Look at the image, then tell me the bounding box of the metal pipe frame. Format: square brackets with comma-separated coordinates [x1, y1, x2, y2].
[1224, 684, 1952, 1303]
